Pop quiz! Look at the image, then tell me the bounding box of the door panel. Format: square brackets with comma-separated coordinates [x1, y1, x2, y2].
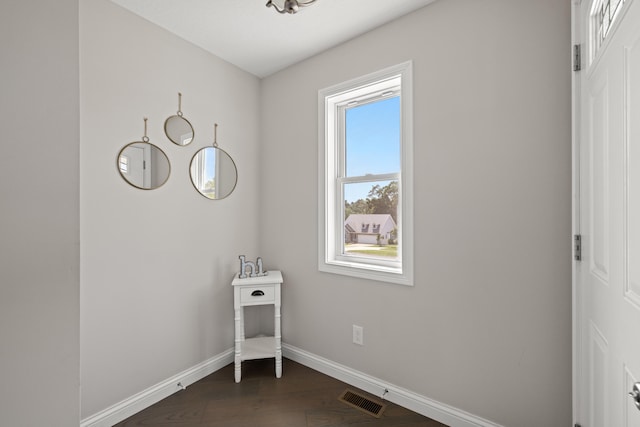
[589, 321, 608, 427]
[626, 36, 640, 304]
[582, 10, 618, 425]
[621, 7, 640, 426]
[588, 70, 610, 282]
[576, 0, 640, 426]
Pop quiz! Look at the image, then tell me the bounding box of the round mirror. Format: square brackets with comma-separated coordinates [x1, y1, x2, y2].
[117, 141, 170, 190]
[164, 115, 194, 146]
[189, 147, 237, 199]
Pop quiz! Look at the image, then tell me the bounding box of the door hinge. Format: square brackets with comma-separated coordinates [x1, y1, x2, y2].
[575, 424, 582, 427]
[573, 44, 582, 71]
[574, 234, 582, 261]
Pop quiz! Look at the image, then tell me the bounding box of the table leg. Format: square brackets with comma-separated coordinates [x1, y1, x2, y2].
[234, 306, 242, 383]
[275, 301, 282, 378]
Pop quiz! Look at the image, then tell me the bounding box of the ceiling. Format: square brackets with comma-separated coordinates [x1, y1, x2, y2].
[110, 0, 437, 78]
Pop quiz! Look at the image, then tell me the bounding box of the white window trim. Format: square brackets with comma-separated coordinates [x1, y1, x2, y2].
[318, 61, 414, 286]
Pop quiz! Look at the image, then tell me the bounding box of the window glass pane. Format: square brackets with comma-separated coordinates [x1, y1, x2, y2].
[593, 0, 626, 56]
[602, 2, 610, 36]
[119, 155, 129, 174]
[345, 96, 400, 177]
[343, 180, 398, 260]
[611, 0, 622, 15]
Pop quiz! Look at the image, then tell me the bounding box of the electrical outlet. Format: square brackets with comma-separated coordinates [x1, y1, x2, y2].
[352, 324, 364, 345]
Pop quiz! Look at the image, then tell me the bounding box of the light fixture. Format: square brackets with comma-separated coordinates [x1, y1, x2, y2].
[266, 0, 317, 14]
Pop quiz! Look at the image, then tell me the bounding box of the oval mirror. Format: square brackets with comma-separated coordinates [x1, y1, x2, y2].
[117, 142, 170, 190]
[189, 146, 237, 199]
[164, 115, 194, 146]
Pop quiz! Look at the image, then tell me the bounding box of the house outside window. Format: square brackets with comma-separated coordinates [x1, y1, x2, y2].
[318, 62, 414, 286]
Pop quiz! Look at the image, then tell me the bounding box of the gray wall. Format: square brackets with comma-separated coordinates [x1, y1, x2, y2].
[0, 1, 81, 425]
[79, 0, 260, 417]
[259, 1, 572, 426]
[0, 1, 572, 425]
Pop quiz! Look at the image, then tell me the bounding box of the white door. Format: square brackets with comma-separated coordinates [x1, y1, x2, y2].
[575, 0, 640, 426]
[124, 145, 145, 187]
[119, 144, 151, 189]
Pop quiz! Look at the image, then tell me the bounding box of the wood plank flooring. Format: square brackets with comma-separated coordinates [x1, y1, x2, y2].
[114, 358, 449, 427]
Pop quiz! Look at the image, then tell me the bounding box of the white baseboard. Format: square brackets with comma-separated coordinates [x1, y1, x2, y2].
[80, 349, 234, 427]
[282, 343, 504, 427]
[82, 344, 503, 427]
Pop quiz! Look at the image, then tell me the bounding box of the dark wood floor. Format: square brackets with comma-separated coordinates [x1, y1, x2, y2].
[114, 358, 448, 427]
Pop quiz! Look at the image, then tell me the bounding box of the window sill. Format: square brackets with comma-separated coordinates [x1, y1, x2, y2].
[319, 259, 413, 286]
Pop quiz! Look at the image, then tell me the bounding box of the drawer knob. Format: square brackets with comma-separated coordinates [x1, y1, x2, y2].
[251, 290, 265, 296]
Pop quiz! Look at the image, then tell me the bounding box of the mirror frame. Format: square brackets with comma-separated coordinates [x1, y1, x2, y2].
[189, 146, 238, 200]
[117, 141, 171, 190]
[164, 114, 194, 146]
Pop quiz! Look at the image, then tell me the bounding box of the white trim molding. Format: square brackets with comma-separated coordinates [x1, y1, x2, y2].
[82, 344, 503, 427]
[318, 61, 414, 286]
[283, 343, 504, 427]
[80, 349, 234, 427]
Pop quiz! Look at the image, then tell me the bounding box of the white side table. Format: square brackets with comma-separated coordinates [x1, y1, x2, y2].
[231, 270, 283, 383]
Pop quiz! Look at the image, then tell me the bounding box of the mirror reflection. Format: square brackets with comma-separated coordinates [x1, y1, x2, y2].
[164, 115, 194, 146]
[189, 147, 237, 199]
[117, 142, 170, 190]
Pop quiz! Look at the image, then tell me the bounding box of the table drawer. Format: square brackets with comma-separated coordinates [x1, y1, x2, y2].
[240, 285, 275, 305]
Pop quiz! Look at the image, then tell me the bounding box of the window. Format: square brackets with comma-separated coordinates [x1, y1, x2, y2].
[318, 62, 413, 285]
[591, 0, 626, 59]
[119, 154, 129, 174]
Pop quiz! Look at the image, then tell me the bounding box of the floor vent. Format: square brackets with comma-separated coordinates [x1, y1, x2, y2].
[338, 389, 387, 418]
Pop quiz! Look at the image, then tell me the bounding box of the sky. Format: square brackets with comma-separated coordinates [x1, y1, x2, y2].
[344, 95, 400, 203]
[205, 147, 216, 181]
